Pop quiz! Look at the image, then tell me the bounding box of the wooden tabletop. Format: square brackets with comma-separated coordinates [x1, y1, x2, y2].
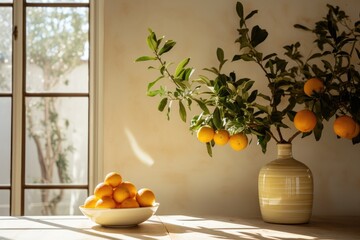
[0, 215, 359, 239]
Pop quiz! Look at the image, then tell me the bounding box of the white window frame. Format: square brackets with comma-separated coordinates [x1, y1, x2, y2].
[10, 0, 104, 216]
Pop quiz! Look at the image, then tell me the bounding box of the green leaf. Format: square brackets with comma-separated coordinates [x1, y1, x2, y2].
[258, 93, 271, 101]
[213, 107, 222, 129]
[294, 24, 311, 31]
[250, 25, 268, 47]
[240, 54, 255, 61]
[158, 98, 168, 112]
[206, 142, 213, 157]
[147, 89, 162, 97]
[236, 2, 244, 20]
[287, 110, 296, 121]
[204, 67, 220, 75]
[147, 30, 158, 51]
[175, 58, 190, 78]
[217, 48, 224, 62]
[313, 121, 323, 141]
[179, 101, 186, 122]
[263, 53, 277, 61]
[247, 90, 258, 103]
[194, 99, 210, 114]
[135, 56, 157, 62]
[158, 40, 176, 55]
[242, 80, 254, 92]
[245, 10, 258, 20]
[308, 53, 322, 60]
[147, 76, 164, 91]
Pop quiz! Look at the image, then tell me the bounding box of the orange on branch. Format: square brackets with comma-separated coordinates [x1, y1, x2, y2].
[213, 129, 230, 146]
[304, 78, 324, 97]
[294, 109, 317, 132]
[333, 115, 358, 139]
[197, 126, 215, 143]
[229, 133, 248, 151]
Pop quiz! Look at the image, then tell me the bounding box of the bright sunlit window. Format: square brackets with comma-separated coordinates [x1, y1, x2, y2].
[0, 0, 102, 216]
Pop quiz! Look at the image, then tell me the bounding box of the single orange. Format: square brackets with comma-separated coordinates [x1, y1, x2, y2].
[294, 109, 317, 132]
[228, 133, 248, 151]
[304, 78, 324, 96]
[119, 181, 137, 198]
[113, 185, 131, 203]
[94, 182, 113, 198]
[213, 129, 230, 146]
[95, 196, 116, 209]
[119, 198, 140, 208]
[333, 115, 358, 139]
[197, 126, 215, 143]
[83, 195, 98, 208]
[104, 172, 122, 188]
[136, 188, 156, 207]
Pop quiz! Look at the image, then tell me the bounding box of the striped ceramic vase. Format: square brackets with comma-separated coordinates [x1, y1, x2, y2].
[258, 143, 313, 224]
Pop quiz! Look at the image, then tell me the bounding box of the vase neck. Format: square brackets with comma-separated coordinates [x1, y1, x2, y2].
[277, 143, 292, 158]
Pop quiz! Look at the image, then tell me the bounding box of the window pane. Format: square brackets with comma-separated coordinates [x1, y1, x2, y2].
[0, 98, 11, 185]
[0, 190, 10, 216]
[0, 1, 12, 3]
[26, 7, 89, 93]
[0, 7, 12, 93]
[25, 189, 87, 215]
[25, 97, 88, 185]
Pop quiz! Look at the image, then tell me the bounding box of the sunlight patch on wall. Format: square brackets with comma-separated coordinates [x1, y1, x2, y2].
[124, 127, 155, 167]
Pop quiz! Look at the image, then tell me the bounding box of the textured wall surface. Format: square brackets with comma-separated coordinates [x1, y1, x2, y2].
[103, 0, 360, 217]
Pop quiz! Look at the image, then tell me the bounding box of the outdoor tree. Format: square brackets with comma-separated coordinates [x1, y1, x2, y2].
[25, 7, 88, 215]
[0, 7, 88, 215]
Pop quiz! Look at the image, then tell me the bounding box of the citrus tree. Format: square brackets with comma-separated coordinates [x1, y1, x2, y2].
[136, 2, 360, 156]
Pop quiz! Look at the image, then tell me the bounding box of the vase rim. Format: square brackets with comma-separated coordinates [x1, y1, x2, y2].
[276, 143, 292, 146]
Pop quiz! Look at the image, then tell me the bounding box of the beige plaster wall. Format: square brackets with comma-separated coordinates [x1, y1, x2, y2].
[103, 0, 360, 217]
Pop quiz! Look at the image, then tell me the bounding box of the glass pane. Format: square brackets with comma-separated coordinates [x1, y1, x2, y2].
[0, 1, 12, 3]
[0, 7, 12, 93]
[25, 97, 88, 185]
[27, 0, 88, 3]
[0, 97, 11, 185]
[0, 190, 10, 216]
[26, 7, 89, 93]
[25, 189, 87, 215]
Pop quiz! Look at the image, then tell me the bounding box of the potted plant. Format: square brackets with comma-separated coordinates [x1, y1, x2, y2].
[136, 1, 359, 224]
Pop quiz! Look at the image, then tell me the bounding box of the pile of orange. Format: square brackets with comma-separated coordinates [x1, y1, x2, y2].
[197, 126, 248, 151]
[83, 172, 156, 209]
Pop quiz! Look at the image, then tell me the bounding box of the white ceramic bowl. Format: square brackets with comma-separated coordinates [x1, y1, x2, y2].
[79, 203, 159, 227]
